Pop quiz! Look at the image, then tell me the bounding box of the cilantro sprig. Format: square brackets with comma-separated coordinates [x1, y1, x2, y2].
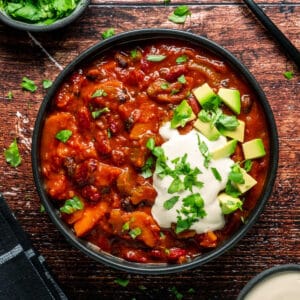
[4, 139, 22, 167]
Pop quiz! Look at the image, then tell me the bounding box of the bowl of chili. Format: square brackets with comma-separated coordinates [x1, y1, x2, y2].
[0, 0, 89, 32]
[32, 29, 278, 274]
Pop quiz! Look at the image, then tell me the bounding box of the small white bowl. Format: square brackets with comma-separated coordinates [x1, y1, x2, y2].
[238, 264, 300, 300]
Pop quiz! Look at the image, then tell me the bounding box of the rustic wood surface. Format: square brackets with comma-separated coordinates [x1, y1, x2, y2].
[0, 1, 299, 299]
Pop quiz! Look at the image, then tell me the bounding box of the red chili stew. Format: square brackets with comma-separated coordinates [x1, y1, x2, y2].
[40, 40, 270, 264]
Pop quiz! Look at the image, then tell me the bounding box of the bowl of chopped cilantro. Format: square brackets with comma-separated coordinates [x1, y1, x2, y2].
[0, 0, 90, 31]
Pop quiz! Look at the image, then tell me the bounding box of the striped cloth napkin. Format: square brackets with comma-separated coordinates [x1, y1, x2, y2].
[0, 193, 67, 300]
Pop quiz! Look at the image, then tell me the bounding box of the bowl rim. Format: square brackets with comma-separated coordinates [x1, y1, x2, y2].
[237, 264, 300, 299]
[0, 0, 90, 32]
[32, 28, 279, 274]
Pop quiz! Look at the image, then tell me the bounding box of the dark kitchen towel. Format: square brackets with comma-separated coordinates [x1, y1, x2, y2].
[0, 193, 68, 300]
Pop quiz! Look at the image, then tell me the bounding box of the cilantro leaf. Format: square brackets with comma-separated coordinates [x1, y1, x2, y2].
[129, 227, 142, 239]
[168, 5, 191, 24]
[91, 107, 110, 119]
[42, 79, 53, 89]
[211, 167, 222, 181]
[168, 177, 185, 194]
[114, 278, 129, 287]
[164, 196, 180, 210]
[176, 55, 188, 64]
[21, 76, 37, 92]
[171, 100, 194, 128]
[92, 89, 107, 98]
[102, 28, 115, 39]
[4, 139, 22, 167]
[60, 196, 84, 214]
[141, 157, 154, 178]
[243, 159, 253, 172]
[177, 74, 186, 84]
[283, 70, 294, 80]
[216, 114, 239, 131]
[55, 129, 72, 143]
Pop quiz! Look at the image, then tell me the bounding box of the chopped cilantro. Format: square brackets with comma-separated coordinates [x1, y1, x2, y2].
[4, 139, 21, 167]
[177, 74, 186, 84]
[176, 55, 188, 64]
[92, 107, 110, 119]
[102, 28, 115, 39]
[283, 70, 294, 80]
[168, 5, 191, 24]
[7, 91, 13, 100]
[171, 100, 194, 128]
[55, 129, 72, 143]
[21, 76, 37, 92]
[217, 114, 239, 130]
[1, 0, 80, 25]
[161, 82, 170, 90]
[129, 227, 142, 239]
[228, 164, 245, 184]
[168, 177, 185, 194]
[40, 204, 45, 213]
[211, 167, 222, 181]
[164, 196, 180, 210]
[141, 157, 154, 178]
[146, 54, 166, 62]
[60, 196, 84, 214]
[122, 221, 130, 232]
[92, 89, 107, 98]
[114, 278, 129, 287]
[42, 79, 53, 89]
[170, 286, 183, 300]
[146, 137, 155, 151]
[243, 159, 253, 172]
[197, 134, 211, 168]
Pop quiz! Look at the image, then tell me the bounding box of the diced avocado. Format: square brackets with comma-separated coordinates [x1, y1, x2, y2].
[192, 83, 216, 107]
[235, 168, 257, 193]
[218, 193, 243, 214]
[193, 119, 220, 141]
[212, 139, 237, 160]
[218, 88, 241, 114]
[242, 138, 266, 160]
[219, 120, 245, 142]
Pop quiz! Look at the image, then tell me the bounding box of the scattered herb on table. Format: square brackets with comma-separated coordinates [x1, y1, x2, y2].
[102, 28, 115, 39]
[283, 70, 294, 80]
[170, 286, 183, 300]
[4, 138, 22, 167]
[168, 5, 191, 24]
[40, 204, 45, 213]
[114, 278, 130, 287]
[43, 79, 53, 89]
[0, 0, 80, 24]
[21, 76, 37, 92]
[7, 91, 13, 100]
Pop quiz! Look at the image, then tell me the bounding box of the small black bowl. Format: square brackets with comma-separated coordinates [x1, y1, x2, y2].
[0, 0, 89, 32]
[32, 29, 279, 274]
[237, 264, 300, 299]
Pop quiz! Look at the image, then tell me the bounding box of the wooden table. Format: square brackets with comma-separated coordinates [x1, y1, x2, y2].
[0, 1, 299, 299]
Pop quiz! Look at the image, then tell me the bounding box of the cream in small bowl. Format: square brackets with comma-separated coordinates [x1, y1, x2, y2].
[238, 264, 300, 300]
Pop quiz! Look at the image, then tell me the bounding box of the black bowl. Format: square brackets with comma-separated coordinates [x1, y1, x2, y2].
[237, 264, 300, 299]
[32, 29, 279, 274]
[0, 0, 89, 32]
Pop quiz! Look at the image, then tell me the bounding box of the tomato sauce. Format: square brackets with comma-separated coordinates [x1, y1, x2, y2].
[40, 40, 270, 264]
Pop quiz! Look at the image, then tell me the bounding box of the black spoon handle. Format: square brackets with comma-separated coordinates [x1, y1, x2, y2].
[243, 0, 300, 69]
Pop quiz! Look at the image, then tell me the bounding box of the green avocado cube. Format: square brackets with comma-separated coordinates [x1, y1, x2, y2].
[211, 139, 237, 160]
[193, 119, 220, 141]
[218, 193, 243, 214]
[235, 168, 257, 194]
[219, 120, 245, 142]
[242, 138, 266, 160]
[218, 88, 241, 114]
[192, 83, 216, 107]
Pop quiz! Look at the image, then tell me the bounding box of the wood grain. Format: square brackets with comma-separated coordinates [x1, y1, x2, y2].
[0, 1, 299, 299]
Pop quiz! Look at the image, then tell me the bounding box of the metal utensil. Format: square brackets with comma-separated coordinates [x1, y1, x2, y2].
[243, 0, 300, 69]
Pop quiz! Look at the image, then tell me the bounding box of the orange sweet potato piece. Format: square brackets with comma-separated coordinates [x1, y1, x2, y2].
[108, 209, 160, 247]
[73, 201, 109, 237]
